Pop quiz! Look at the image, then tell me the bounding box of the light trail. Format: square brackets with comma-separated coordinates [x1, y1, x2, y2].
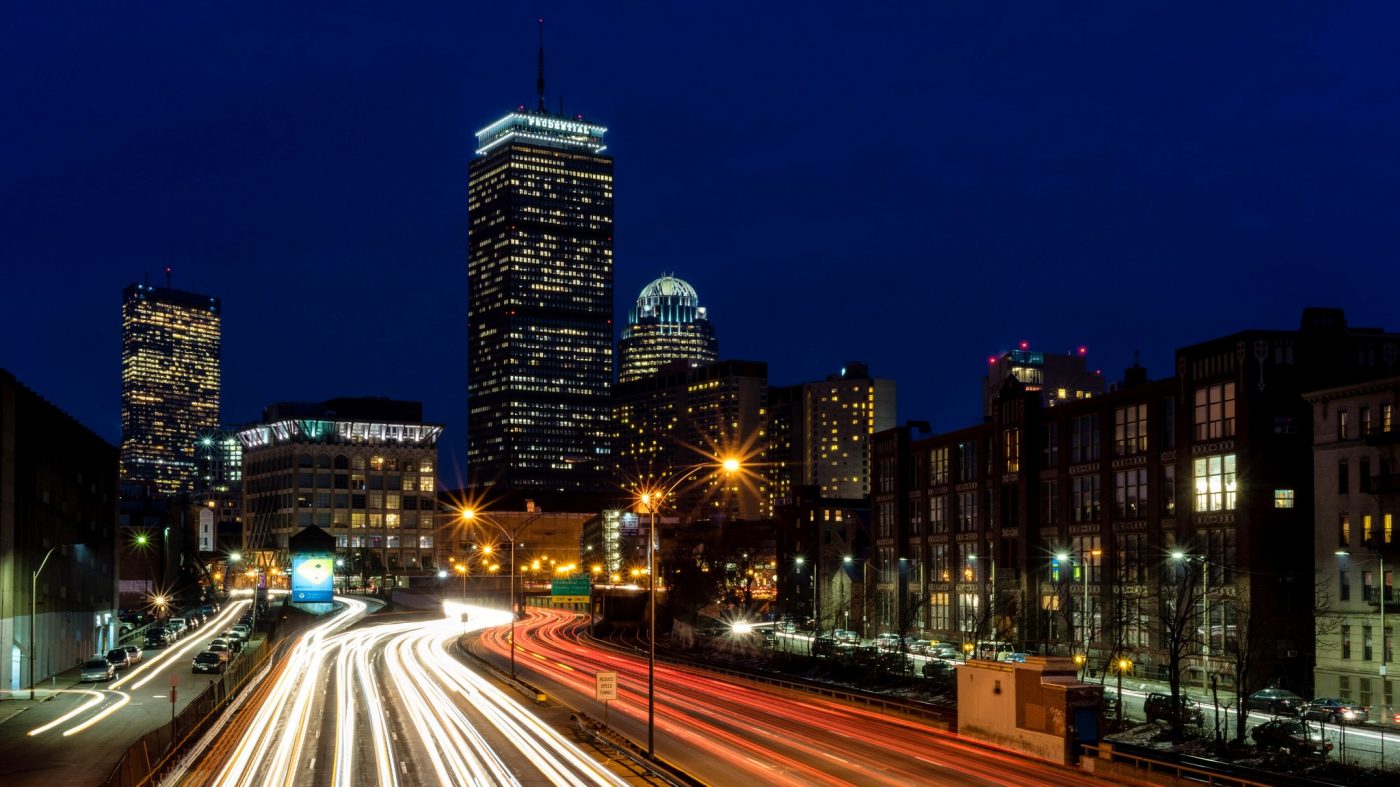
[476, 608, 1083, 787]
[23, 688, 105, 736]
[203, 598, 628, 787]
[113, 599, 251, 691]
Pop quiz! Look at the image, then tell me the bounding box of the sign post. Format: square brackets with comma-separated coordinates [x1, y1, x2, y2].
[170, 672, 178, 736]
[595, 671, 618, 727]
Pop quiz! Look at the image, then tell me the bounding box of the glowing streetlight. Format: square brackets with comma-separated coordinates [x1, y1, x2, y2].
[459, 508, 549, 679]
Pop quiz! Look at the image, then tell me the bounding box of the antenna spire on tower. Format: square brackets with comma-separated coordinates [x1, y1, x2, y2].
[536, 18, 546, 112]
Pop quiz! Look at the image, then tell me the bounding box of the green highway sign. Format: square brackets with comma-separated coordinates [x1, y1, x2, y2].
[551, 576, 591, 596]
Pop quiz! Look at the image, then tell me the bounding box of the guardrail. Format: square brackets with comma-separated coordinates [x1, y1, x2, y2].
[1088, 740, 1352, 787]
[585, 629, 956, 728]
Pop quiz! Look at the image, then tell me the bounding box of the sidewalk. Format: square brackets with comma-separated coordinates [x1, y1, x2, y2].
[0, 665, 89, 727]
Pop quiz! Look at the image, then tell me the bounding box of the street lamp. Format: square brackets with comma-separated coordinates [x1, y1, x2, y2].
[1057, 548, 1102, 675]
[1337, 547, 1389, 724]
[29, 547, 61, 701]
[1114, 657, 1133, 722]
[1171, 549, 1212, 679]
[460, 508, 548, 680]
[634, 456, 742, 759]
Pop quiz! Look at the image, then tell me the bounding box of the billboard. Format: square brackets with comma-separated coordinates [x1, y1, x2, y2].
[291, 551, 335, 602]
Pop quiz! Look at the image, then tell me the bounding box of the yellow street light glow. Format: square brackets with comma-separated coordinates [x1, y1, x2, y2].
[461, 508, 476, 521]
[722, 457, 740, 474]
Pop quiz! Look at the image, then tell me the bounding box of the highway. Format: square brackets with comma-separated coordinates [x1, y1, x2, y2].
[0, 599, 253, 786]
[178, 598, 628, 787]
[473, 608, 1095, 787]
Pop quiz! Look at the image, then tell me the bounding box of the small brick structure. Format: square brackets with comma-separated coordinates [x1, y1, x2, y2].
[956, 655, 1104, 764]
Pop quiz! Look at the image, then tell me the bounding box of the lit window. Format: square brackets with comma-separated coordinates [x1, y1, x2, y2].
[1193, 454, 1238, 511]
[1273, 489, 1295, 509]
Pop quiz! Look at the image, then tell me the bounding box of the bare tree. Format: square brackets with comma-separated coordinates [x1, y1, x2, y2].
[1158, 557, 1204, 740]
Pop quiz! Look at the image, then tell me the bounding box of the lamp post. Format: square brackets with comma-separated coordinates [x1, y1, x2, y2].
[1171, 550, 1211, 680]
[1115, 657, 1133, 722]
[1058, 548, 1102, 675]
[635, 456, 742, 759]
[969, 552, 995, 649]
[461, 509, 548, 680]
[29, 547, 60, 701]
[1337, 547, 1388, 724]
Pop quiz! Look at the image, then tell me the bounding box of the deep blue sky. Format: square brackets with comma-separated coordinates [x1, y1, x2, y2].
[4, 3, 1400, 478]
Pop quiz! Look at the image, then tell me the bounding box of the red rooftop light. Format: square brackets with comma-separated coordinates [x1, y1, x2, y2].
[1078, 345, 1087, 355]
[1019, 341, 1029, 350]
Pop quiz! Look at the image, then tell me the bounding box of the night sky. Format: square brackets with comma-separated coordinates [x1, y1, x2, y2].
[4, 3, 1400, 480]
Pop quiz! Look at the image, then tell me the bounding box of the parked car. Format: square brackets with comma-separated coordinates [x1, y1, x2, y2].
[931, 646, 962, 661]
[145, 628, 172, 648]
[80, 658, 116, 682]
[1251, 719, 1332, 757]
[1102, 689, 1122, 717]
[923, 659, 956, 683]
[200, 603, 217, 616]
[105, 648, 132, 670]
[230, 625, 250, 641]
[873, 633, 901, 651]
[830, 629, 860, 643]
[1301, 697, 1369, 724]
[192, 651, 225, 674]
[1145, 692, 1206, 726]
[167, 619, 187, 637]
[222, 634, 243, 653]
[1247, 688, 1307, 716]
[184, 611, 204, 628]
[812, 636, 839, 657]
[122, 645, 143, 664]
[1000, 652, 1030, 663]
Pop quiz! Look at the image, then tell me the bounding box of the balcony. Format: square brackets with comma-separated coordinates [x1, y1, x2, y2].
[1361, 587, 1400, 612]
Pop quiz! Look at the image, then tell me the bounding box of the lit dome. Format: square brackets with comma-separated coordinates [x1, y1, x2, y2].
[637, 275, 698, 303]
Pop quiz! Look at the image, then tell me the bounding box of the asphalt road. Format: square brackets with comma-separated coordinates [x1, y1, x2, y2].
[473, 608, 1099, 787]
[0, 599, 253, 786]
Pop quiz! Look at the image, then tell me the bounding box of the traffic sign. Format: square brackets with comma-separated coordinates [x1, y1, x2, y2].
[595, 671, 617, 702]
[552, 576, 590, 596]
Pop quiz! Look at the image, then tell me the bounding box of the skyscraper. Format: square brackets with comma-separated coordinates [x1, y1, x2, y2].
[618, 274, 718, 384]
[120, 280, 221, 495]
[467, 69, 614, 492]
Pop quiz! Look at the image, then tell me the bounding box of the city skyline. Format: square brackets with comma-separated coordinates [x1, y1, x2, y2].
[5, 4, 1400, 480]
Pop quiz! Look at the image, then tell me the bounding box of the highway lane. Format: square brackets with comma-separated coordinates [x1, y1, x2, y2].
[474, 608, 1099, 787]
[184, 600, 628, 787]
[0, 599, 252, 786]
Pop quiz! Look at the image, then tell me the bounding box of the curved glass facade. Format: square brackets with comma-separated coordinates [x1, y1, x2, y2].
[618, 275, 719, 383]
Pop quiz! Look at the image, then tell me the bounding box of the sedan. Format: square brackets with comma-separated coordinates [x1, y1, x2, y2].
[122, 645, 143, 664]
[192, 651, 225, 674]
[1247, 688, 1307, 716]
[80, 658, 116, 682]
[1301, 698, 1369, 724]
[105, 648, 132, 670]
[1251, 719, 1332, 757]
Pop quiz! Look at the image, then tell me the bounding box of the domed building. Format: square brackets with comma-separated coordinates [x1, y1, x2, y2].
[617, 274, 719, 383]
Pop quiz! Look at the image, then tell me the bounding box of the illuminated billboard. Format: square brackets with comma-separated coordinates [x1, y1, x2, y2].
[291, 551, 335, 602]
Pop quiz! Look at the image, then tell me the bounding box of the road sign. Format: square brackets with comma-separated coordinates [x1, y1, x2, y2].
[595, 671, 617, 702]
[552, 576, 590, 596]
[171, 673, 178, 688]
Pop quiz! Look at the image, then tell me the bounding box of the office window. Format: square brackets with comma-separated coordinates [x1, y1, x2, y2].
[1384, 403, 1394, 434]
[421, 476, 435, 493]
[1365, 625, 1374, 661]
[1114, 468, 1147, 519]
[957, 491, 978, 532]
[1339, 459, 1350, 495]
[1273, 489, 1295, 509]
[930, 447, 949, 485]
[929, 593, 950, 631]
[1339, 513, 1351, 547]
[1340, 675, 1351, 699]
[1387, 513, 1394, 545]
[1364, 514, 1374, 544]
[1362, 406, 1373, 436]
[1339, 410, 1350, 440]
[1072, 475, 1101, 523]
[1361, 678, 1373, 708]
[1162, 464, 1177, 516]
[1042, 423, 1059, 468]
[1114, 404, 1148, 456]
[1040, 481, 1059, 526]
[1117, 533, 1147, 584]
[932, 543, 949, 582]
[957, 442, 977, 482]
[1071, 414, 1100, 463]
[1193, 382, 1236, 440]
[1003, 428, 1020, 473]
[1192, 454, 1237, 511]
[1342, 626, 1351, 660]
[929, 495, 948, 534]
[1340, 570, 1350, 601]
[910, 495, 925, 535]
[350, 512, 365, 529]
